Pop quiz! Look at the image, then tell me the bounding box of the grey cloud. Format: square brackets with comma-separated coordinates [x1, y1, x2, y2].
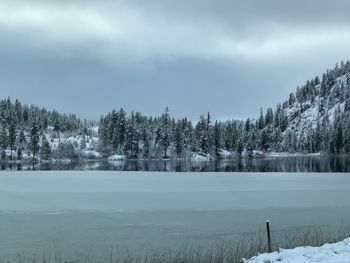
[0, 0, 350, 121]
[2, 0, 350, 63]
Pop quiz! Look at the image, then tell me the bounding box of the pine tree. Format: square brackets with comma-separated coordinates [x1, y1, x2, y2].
[320, 113, 330, 153]
[245, 134, 254, 158]
[343, 112, 350, 153]
[182, 119, 193, 153]
[289, 93, 296, 106]
[196, 114, 209, 154]
[213, 121, 221, 157]
[40, 135, 52, 160]
[29, 122, 40, 161]
[141, 127, 150, 158]
[124, 112, 139, 158]
[53, 116, 60, 132]
[80, 133, 87, 150]
[8, 123, 16, 159]
[260, 128, 271, 151]
[110, 110, 119, 150]
[334, 108, 343, 154]
[17, 129, 27, 150]
[174, 121, 184, 157]
[265, 108, 274, 126]
[57, 141, 75, 160]
[258, 108, 264, 129]
[0, 126, 8, 151]
[98, 117, 110, 156]
[158, 107, 171, 158]
[236, 137, 243, 155]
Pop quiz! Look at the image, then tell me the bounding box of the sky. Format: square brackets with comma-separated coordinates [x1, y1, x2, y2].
[1, 0, 350, 121]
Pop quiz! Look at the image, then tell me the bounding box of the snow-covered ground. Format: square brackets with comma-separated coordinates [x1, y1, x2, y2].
[0, 172, 350, 258]
[191, 152, 213, 161]
[107, 154, 126, 161]
[81, 150, 102, 159]
[266, 152, 322, 157]
[245, 238, 350, 263]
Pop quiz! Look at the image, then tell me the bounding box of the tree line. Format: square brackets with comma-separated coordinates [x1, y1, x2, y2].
[98, 61, 350, 159]
[0, 61, 350, 161]
[0, 98, 89, 161]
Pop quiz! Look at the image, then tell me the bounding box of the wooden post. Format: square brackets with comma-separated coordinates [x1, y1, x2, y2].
[266, 220, 272, 253]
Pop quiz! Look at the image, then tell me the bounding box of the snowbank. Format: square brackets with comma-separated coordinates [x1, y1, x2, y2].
[81, 150, 102, 159]
[2, 150, 32, 160]
[217, 149, 235, 159]
[108, 154, 126, 161]
[266, 152, 322, 158]
[244, 238, 350, 263]
[191, 153, 212, 161]
[53, 158, 72, 163]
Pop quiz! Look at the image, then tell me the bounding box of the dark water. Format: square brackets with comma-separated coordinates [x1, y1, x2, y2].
[1, 156, 350, 172]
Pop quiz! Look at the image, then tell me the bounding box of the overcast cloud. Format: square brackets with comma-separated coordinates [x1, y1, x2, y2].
[1, 0, 350, 120]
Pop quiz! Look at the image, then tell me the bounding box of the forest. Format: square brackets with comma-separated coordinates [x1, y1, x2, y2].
[0, 61, 350, 161]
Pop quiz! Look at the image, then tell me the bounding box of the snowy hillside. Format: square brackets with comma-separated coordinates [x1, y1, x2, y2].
[282, 71, 349, 148]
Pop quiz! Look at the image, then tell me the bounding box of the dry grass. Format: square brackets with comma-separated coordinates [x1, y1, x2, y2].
[1, 226, 349, 263]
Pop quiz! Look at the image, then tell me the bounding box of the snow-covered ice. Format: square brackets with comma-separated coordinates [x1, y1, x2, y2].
[245, 238, 350, 263]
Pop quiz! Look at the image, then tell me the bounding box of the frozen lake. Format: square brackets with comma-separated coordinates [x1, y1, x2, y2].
[1, 171, 350, 258]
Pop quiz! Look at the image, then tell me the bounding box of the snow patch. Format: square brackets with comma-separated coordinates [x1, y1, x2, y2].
[108, 154, 126, 161]
[244, 238, 350, 263]
[266, 152, 322, 157]
[81, 150, 102, 159]
[217, 149, 234, 159]
[191, 153, 212, 161]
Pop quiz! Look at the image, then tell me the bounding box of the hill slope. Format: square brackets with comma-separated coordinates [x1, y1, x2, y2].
[267, 61, 350, 154]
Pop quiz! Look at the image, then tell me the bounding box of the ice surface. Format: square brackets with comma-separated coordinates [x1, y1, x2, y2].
[1, 171, 350, 258]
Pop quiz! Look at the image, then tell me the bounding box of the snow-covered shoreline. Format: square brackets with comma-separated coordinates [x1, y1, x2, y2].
[0, 150, 335, 164]
[244, 238, 350, 263]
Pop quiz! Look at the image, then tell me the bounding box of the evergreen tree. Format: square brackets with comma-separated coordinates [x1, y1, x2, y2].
[0, 126, 8, 151]
[141, 127, 150, 158]
[236, 137, 243, 155]
[260, 128, 271, 151]
[158, 107, 171, 158]
[40, 136, 52, 160]
[174, 121, 184, 157]
[29, 122, 40, 161]
[98, 117, 110, 156]
[334, 108, 343, 154]
[8, 123, 16, 159]
[213, 121, 221, 157]
[117, 108, 127, 148]
[56, 141, 75, 160]
[80, 133, 87, 150]
[17, 129, 27, 151]
[196, 114, 209, 154]
[124, 112, 139, 158]
[343, 112, 350, 153]
[258, 108, 264, 129]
